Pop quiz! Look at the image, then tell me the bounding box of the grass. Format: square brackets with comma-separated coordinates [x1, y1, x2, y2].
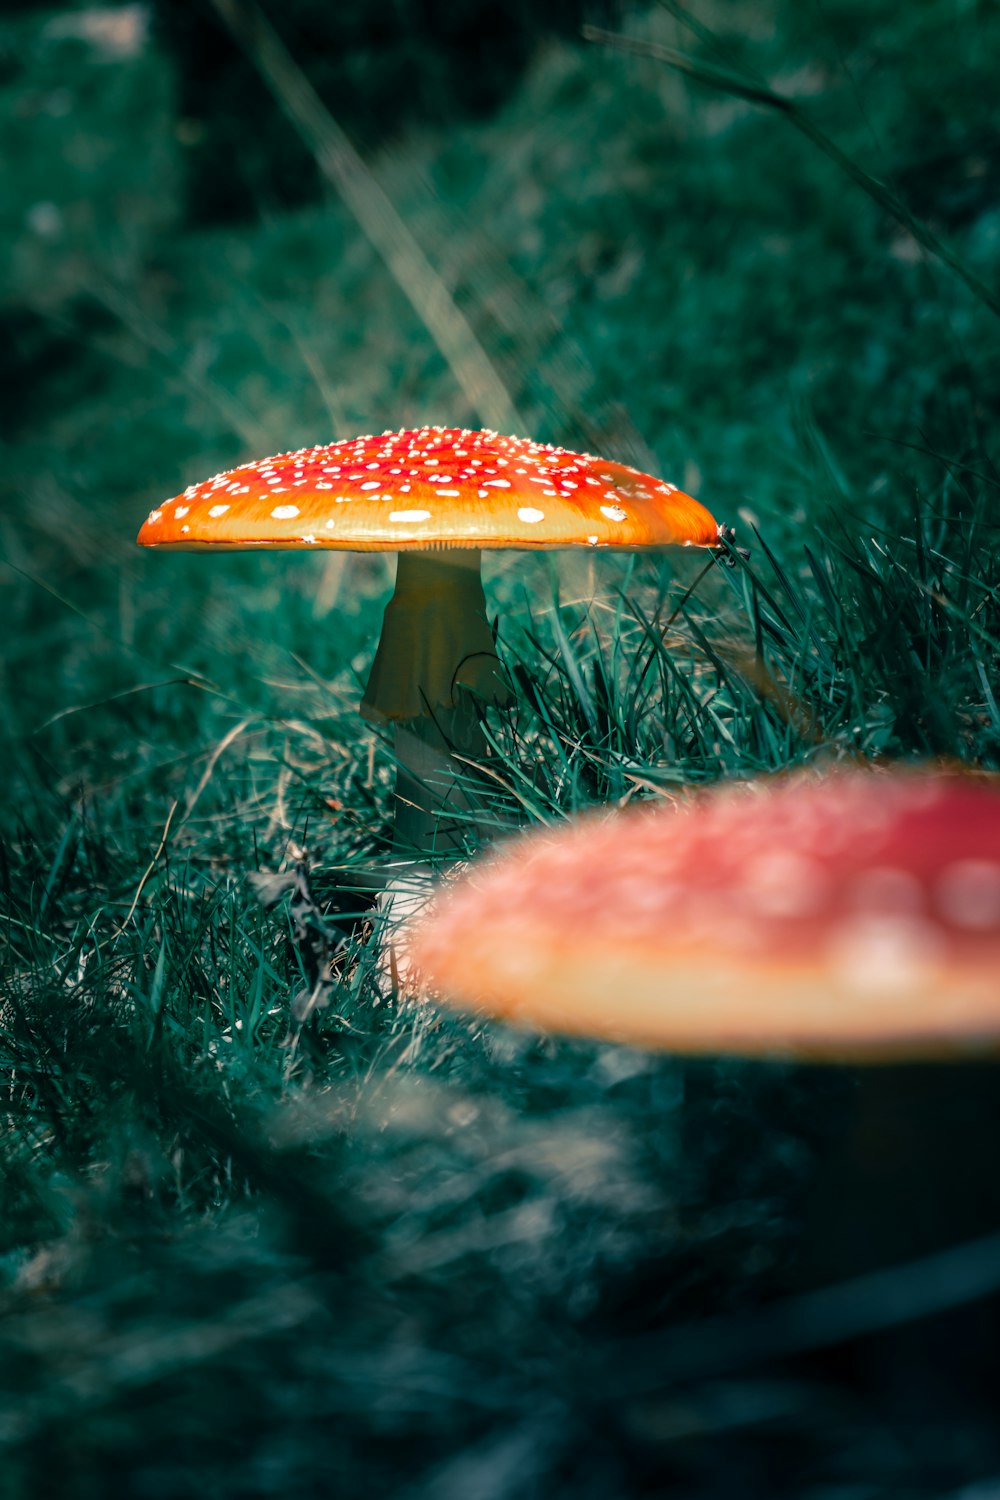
[2, 1, 1000, 1494]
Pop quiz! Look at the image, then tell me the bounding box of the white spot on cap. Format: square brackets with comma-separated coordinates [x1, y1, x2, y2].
[174, 506, 190, 519]
[826, 914, 945, 998]
[937, 859, 1000, 929]
[271, 505, 300, 520]
[389, 509, 431, 523]
[600, 504, 628, 523]
[518, 507, 545, 523]
[208, 504, 230, 519]
[437, 489, 460, 497]
[300, 534, 317, 544]
[738, 851, 829, 918]
[360, 481, 380, 491]
[484, 478, 511, 488]
[146, 509, 162, 524]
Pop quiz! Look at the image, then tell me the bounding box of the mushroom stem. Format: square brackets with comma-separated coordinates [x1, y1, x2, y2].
[361, 549, 511, 861]
[391, 702, 490, 858]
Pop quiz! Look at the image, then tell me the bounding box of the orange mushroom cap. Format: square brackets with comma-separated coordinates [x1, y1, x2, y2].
[406, 767, 1000, 1062]
[136, 426, 721, 552]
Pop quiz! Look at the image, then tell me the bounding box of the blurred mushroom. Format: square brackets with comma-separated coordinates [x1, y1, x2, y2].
[407, 766, 1000, 1062]
[138, 426, 723, 863]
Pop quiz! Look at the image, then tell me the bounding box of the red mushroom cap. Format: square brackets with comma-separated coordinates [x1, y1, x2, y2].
[137, 427, 720, 552]
[407, 767, 1000, 1062]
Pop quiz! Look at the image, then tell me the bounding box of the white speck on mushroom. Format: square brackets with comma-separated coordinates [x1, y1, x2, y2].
[389, 509, 431, 522]
[271, 505, 300, 520]
[826, 914, 945, 997]
[300, 534, 318, 544]
[484, 479, 511, 488]
[174, 506, 190, 518]
[738, 851, 829, 918]
[324, 519, 335, 528]
[600, 505, 628, 522]
[518, 507, 545, 523]
[208, 504, 230, 518]
[360, 481, 380, 491]
[937, 859, 1000, 929]
[438, 489, 460, 497]
[181, 525, 190, 534]
[146, 509, 162, 524]
[587, 535, 599, 546]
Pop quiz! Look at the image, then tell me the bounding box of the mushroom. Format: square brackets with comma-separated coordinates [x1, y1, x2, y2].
[138, 426, 722, 863]
[406, 766, 1000, 1061]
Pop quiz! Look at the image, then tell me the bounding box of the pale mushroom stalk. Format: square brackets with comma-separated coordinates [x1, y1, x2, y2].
[359, 548, 512, 860]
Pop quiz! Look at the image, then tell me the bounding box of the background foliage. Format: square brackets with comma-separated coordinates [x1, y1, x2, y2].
[2, 1, 999, 1494]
